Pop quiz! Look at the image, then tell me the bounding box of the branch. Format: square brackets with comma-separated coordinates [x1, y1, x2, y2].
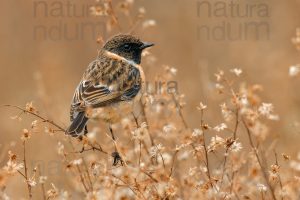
[3, 104, 65, 132]
[4, 104, 108, 155]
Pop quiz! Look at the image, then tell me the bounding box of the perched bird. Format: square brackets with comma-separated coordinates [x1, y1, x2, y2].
[66, 34, 154, 137]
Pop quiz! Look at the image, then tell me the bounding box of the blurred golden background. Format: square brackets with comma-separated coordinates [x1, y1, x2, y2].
[1, 0, 300, 198]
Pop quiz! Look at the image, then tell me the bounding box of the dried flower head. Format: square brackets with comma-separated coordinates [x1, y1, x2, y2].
[21, 129, 31, 141]
[257, 183, 267, 192]
[208, 135, 225, 152]
[197, 102, 207, 110]
[3, 151, 24, 174]
[213, 123, 227, 132]
[25, 102, 36, 113]
[150, 144, 165, 157]
[192, 129, 203, 137]
[230, 68, 243, 76]
[163, 124, 176, 134]
[131, 122, 148, 140]
[39, 176, 47, 184]
[142, 20, 157, 29]
[289, 65, 300, 77]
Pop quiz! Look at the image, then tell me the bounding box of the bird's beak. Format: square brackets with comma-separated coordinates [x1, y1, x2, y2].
[140, 42, 155, 50]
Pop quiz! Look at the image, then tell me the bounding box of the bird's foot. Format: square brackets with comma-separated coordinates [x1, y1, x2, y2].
[84, 125, 88, 134]
[111, 151, 123, 166]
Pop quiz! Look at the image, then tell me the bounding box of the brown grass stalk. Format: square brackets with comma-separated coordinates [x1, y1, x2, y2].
[242, 118, 276, 200]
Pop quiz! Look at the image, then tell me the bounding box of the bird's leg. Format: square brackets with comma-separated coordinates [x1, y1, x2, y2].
[109, 124, 123, 166]
[78, 126, 88, 153]
[109, 124, 116, 141]
[112, 152, 123, 166]
[77, 136, 86, 153]
[79, 146, 85, 153]
[84, 125, 88, 134]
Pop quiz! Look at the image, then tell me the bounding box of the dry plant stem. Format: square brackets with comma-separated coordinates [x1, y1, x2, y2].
[139, 99, 154, 146]
[38, 165, 46, 200]
[68, 140, 90, 193]
[78, 139, 108, 155]
[133, 101, 155, 163]
[261, 191, 265, 200]
[168, 150, 178, 178]
[111, 174, 146, 200]
[274, 152, 284, 200]
[128, 12, 144, 34]
[141, 140, 150, 155]
[131, 112, 139, 127]
[131, 112, 146, 164]
[202, 132, 212, 184]
[221, 107, 239, 189]
[230, 170, 236, 193]
[220, 148, 230, 186]
[142, 170, 159, 183]
[233, 108, 239, 140]
[266, 140, 278, 158]
[138, 140, 142, 165]
[23, 141, 32, 199]
[171, 93, 188, 129]
[77, 145, 107, 154]
[242, 118, 276, 200]
[233, 191, 240, 200]
[200, 109, 212, 184]
[4, 104, 108, 155]
[76, 165, 89, 193]
[4, 105, 65, 132]
[82, 158, 93, 191]
[128, 18, 142, 34]
[107, 0, 122, 31]
[158, 151, 166, 169]
[140, 140, 155, 165]
[164, 94, 189, 194]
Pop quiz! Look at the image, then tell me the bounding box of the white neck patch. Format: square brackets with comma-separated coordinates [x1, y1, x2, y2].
[104, 50, 139, 67]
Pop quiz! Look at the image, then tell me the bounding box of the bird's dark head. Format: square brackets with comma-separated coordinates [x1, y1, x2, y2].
[103, 34, 154, 64]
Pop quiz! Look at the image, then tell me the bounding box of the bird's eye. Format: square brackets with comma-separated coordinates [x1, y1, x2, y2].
[123, 44, 131, 51]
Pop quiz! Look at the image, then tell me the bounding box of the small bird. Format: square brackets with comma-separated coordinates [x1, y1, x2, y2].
[66, 34, 154, 137]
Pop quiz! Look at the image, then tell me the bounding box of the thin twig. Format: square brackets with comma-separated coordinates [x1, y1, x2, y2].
[138, 140, 142, 166]
[171, 93, 188, 129]
[158, 151, 166, 169]
[200, 109, 212, 184]
[274, 151, 284, 200]
[107, 0, 122, 31]
[82, 157, 93, 192]
[221, 108, 239, 189]
[4, 104, 108, 154]
[139, 99, 154, 146]
[76, 165, 89, 193]
[169, 150, 178, 178]
[17, 170, 26, 179]
[4, 104, 65, 132]
[23, 141, 32, 199]
[68, 140, 89, 193]
[242, 118, 276, 200]
[111, 174, 143, 199]
[142, 170, 159, 183]
[233, 109, 239, 140]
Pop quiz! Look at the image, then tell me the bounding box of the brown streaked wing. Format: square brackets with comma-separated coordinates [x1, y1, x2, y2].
[70, 57, 142, 120]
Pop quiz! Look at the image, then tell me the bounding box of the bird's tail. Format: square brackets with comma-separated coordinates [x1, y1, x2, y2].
[66, 112, 89, 137]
